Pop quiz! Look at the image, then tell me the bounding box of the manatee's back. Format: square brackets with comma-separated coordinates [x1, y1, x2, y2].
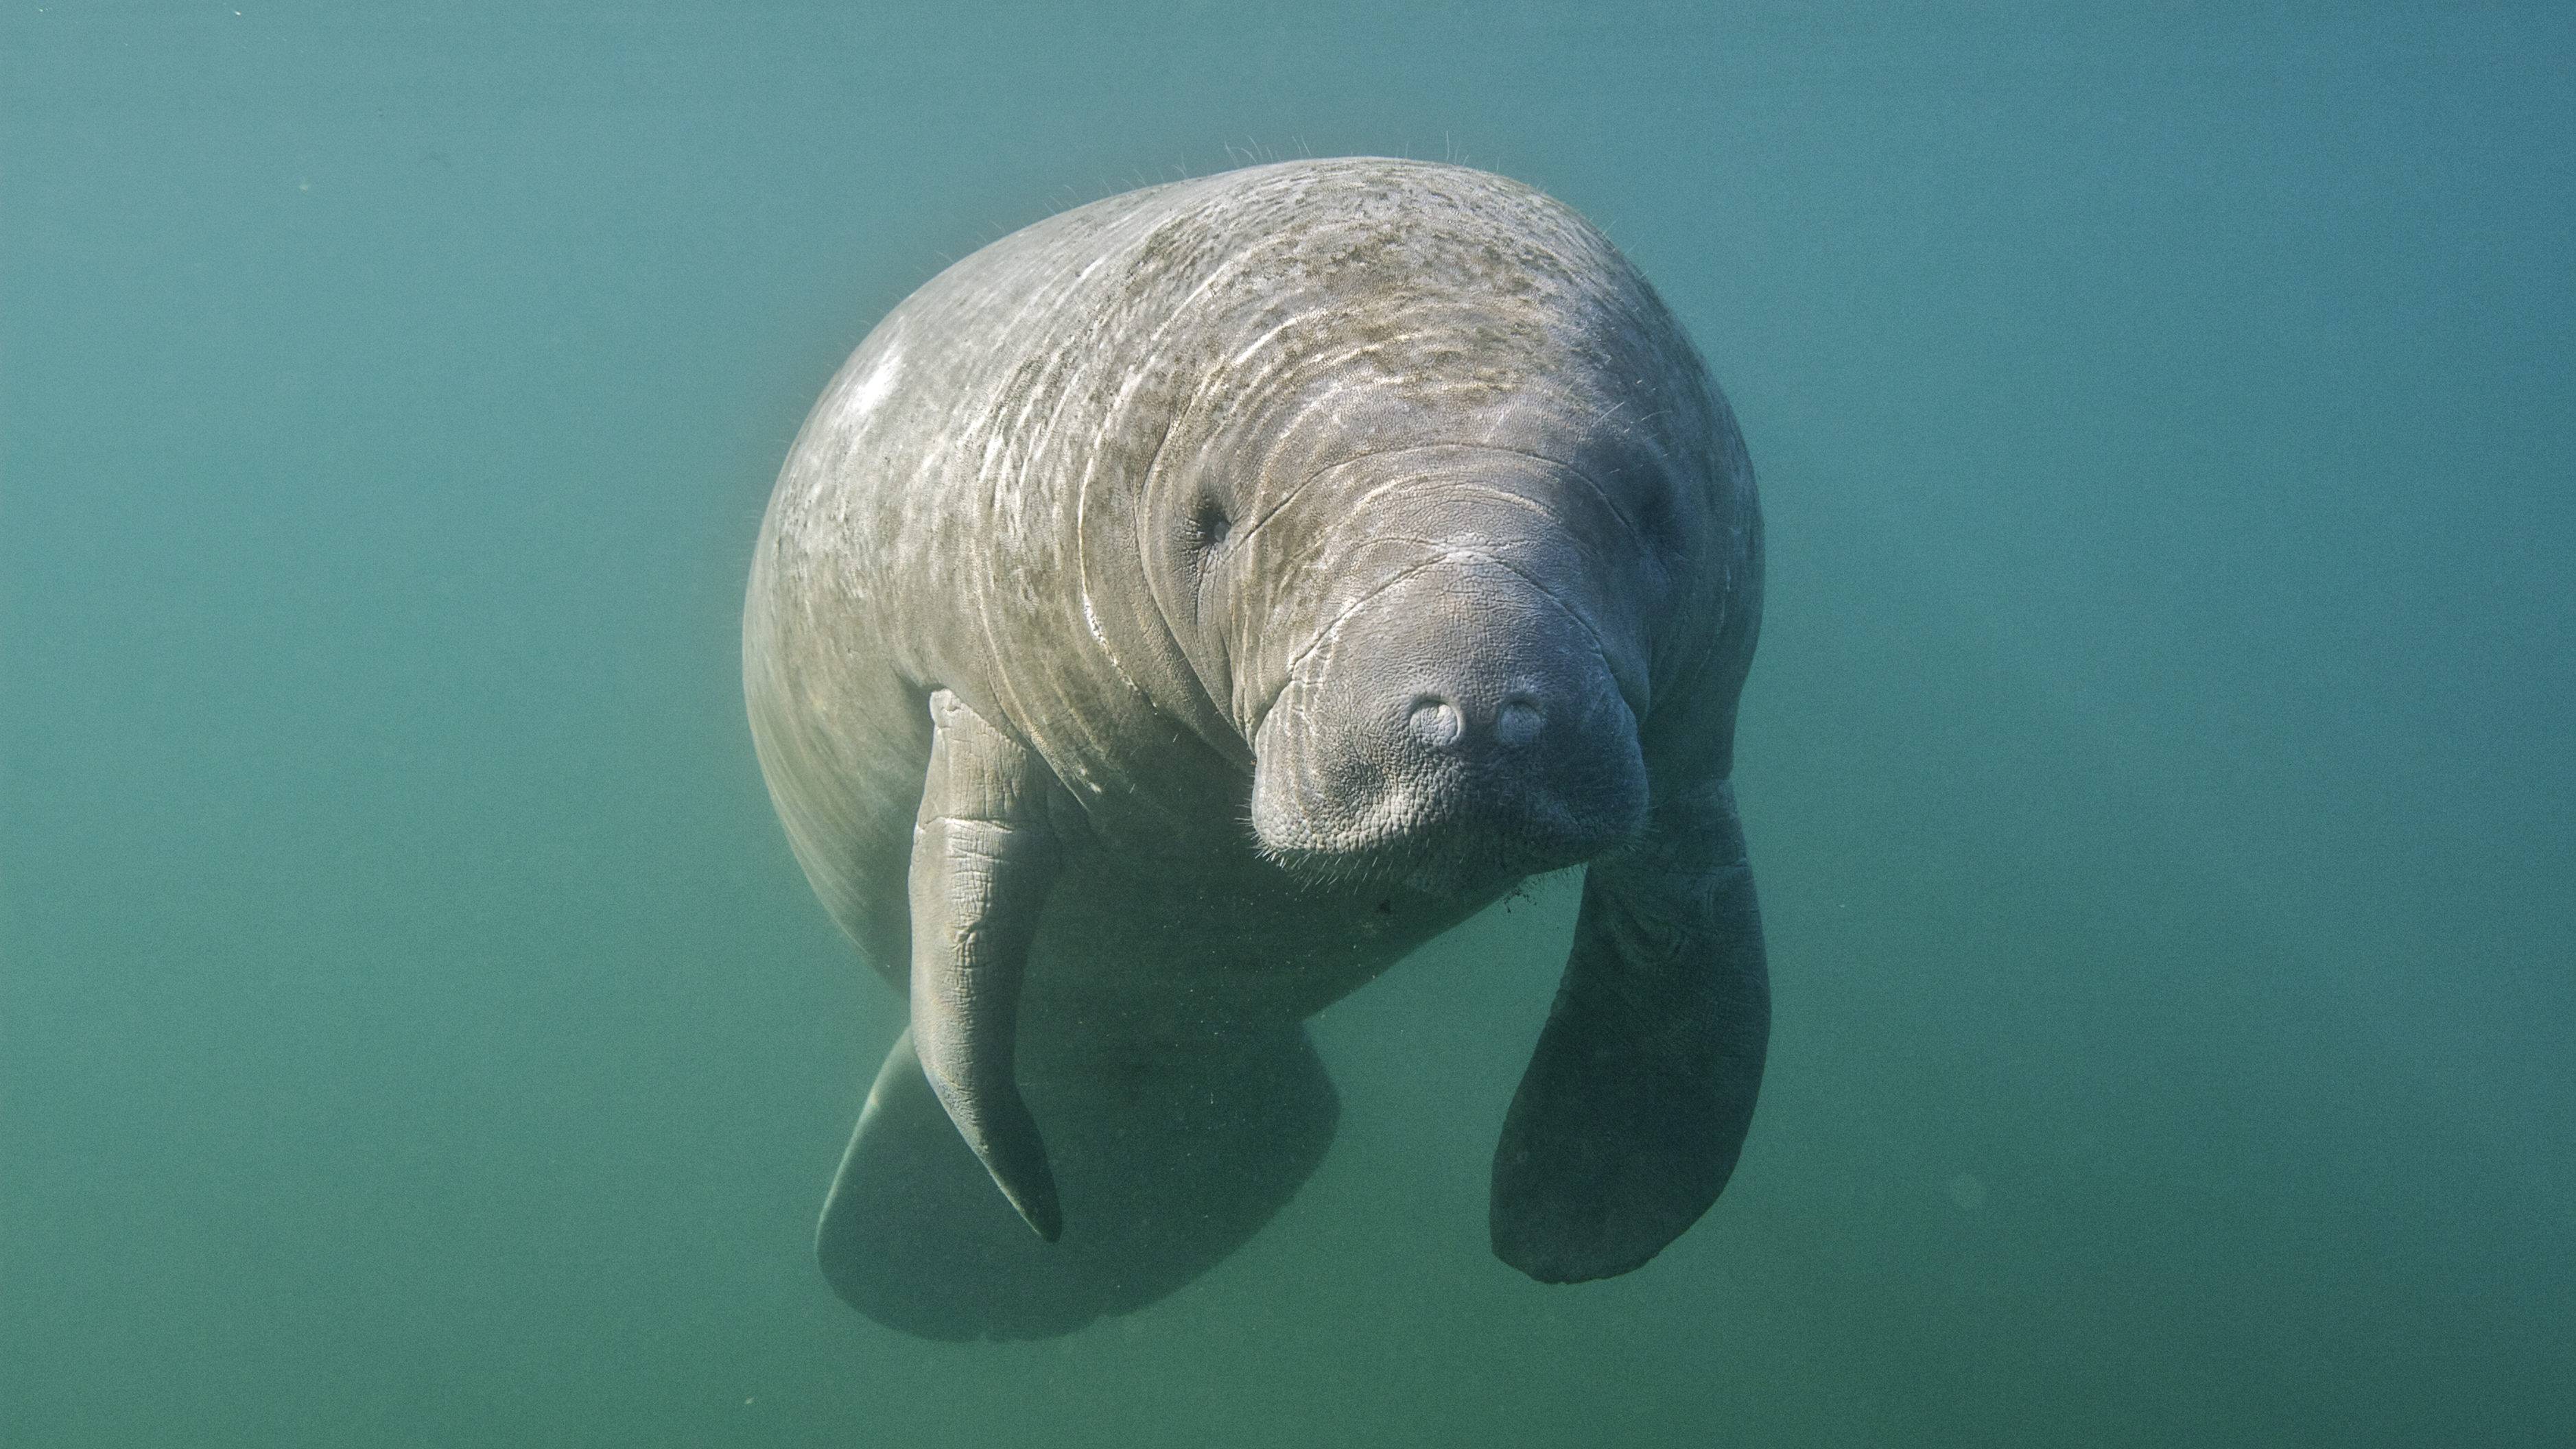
[742, 180, 1191, 975]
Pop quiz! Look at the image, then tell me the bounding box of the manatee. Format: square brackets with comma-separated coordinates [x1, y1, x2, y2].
[743, 157, 1766, 1341]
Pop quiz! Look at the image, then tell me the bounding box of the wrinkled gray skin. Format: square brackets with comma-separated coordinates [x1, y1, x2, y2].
[744, 158, 1766, 1341]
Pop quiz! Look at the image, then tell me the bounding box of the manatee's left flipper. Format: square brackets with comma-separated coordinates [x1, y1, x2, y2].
[1491, 777, 1770, 1282]
[909, 687, 1065, 1240]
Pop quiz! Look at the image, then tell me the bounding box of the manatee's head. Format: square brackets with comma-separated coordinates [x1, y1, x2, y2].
[1104, 163, 1756, 895]
[1150, 443, 1723, 897]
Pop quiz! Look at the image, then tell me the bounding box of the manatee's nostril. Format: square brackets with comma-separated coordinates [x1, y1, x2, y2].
[1408, 696, 1465, 751]
[1496, 696, 1546, 749]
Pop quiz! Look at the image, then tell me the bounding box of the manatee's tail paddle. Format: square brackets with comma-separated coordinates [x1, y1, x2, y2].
[818, 1024, 1338, 1341]
[1490, 777, 1769, 1282]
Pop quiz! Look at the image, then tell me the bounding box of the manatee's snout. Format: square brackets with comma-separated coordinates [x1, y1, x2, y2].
[1251, 556, 1649, 891]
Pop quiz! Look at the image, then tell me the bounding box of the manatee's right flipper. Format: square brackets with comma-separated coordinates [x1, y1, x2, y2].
[907, 687, 1065, 1240]
[818, 1024, 1339, 1341]
[1491, 777, 1769, 1282]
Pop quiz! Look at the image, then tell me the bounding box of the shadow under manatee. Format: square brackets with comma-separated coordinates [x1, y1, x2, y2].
[817, 1023, 1339, 1341]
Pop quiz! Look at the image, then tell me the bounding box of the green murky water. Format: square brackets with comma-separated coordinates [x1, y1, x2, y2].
[5, 3, 2569, 1444]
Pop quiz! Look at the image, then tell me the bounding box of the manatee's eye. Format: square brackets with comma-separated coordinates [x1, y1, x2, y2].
[1192, 494, 1233, 553]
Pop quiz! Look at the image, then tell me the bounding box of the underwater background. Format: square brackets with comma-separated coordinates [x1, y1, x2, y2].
[3, 3, 2569, 1444]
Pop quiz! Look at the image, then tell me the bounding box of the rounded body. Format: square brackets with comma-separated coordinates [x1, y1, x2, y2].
[746, 159, 1766, 1336]
[746, 158, 1758, 1050]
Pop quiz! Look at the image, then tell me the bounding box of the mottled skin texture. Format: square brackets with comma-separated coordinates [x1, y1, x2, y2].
[744, 158, 1766, 1339]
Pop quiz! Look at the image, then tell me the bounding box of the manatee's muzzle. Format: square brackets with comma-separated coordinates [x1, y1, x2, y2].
[1249, 554, 1649, 892]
